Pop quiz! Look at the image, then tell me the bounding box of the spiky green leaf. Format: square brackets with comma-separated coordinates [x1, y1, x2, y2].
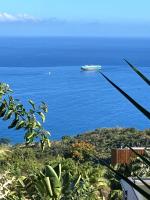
[100, 72, 150, 120]
[124, 59, 150, 85]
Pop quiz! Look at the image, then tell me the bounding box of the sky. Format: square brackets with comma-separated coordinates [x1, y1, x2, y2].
[0, 0, 150, 37]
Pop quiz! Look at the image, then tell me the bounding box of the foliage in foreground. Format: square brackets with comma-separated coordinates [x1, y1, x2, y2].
[0, 83, 50, 150]
[0, 147, 117, 200]
[1, 127, 150, 199]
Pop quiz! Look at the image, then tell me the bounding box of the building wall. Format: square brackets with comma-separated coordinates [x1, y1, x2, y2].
[111, 148, 145, 165]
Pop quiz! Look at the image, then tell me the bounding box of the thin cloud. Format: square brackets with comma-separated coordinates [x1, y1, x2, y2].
[0, 13, 102, 24]
[0, 12, 40, 22]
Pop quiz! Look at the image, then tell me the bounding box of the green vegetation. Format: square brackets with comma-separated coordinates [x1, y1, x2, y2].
[0, 60, 150, 199]
[0, 83, 50, 150]
[0, 128, 150, 199]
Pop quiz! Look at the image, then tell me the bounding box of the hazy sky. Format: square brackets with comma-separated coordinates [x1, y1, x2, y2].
[0, 0, 150, 37]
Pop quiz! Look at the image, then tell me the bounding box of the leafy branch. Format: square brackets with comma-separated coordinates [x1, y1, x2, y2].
[0, 82, 50, 150]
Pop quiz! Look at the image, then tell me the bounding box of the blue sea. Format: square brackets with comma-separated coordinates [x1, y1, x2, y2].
[0, 37, 150, 143]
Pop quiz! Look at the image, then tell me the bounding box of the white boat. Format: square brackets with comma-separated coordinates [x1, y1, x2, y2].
[81, 65, 101, 71]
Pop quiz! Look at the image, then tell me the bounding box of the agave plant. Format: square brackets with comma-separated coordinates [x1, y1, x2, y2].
[99, 60, 150, 199]
[8, 161, 111, 200]
[18, 164, 62, 200]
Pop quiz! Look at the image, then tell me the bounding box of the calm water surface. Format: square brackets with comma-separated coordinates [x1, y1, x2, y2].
[0, 37, 150, 143]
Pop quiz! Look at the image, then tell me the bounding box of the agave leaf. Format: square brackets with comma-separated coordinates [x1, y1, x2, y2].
[100, 160, 150, 199]
[44, 165, 62, 197]
[124, 59, 150, 85]
[53, 164, 61, 180]
[100, 72, 150, 120]
[45, 165, 59, 181]
[44, 177, 53, 197]
[58, 164, 61, 180]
